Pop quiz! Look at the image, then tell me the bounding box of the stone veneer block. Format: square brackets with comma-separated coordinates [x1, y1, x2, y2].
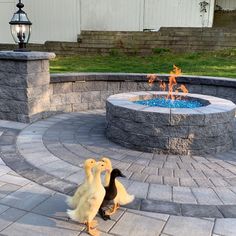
[0, 51, 55, 123]
[106, 91, 236, 155]
[50, 73, 236, 113]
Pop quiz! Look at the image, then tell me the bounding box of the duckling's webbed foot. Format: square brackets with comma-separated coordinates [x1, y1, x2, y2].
[105, 203, 120, 216]
[90, 220, 98, 228]
[86, 222, 100, 236]
[104, 214, 111, 221]
[99, 208, 111, 221]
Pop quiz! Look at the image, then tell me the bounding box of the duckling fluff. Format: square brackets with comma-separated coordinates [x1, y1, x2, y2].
[101, 157, 134, 215]
[66, 158, 96, 209]
[67, 161, 107, 236]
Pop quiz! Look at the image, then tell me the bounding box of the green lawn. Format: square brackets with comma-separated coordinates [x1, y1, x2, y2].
[50, 49, 236, 78]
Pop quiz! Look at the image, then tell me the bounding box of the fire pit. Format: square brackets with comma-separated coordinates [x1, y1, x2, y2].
[106, 66, 236, 155]
[106, 91, 236, 155]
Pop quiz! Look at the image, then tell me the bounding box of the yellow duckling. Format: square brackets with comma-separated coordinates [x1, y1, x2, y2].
[66, 158, 96, 209]
[67, 161, 107, 236]
[100, 157, 134, 215]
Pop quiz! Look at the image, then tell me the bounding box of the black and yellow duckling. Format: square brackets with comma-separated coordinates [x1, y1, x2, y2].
[99, 168, 126, 220]
[101, 157, 134, 216]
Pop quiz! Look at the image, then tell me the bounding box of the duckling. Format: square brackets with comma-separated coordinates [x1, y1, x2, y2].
[100, 157, 134, 215]
[99, 168, 126, 220]
[67, 161, 108, 236]
[66, 158, 96, 209]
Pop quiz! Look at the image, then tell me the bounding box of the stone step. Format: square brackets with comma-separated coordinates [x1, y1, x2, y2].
[80, 33, 236, 40]
[77, 28, 236, 54]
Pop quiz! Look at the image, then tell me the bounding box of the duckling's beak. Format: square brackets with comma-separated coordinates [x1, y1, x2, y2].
[120, 173, 126, 178]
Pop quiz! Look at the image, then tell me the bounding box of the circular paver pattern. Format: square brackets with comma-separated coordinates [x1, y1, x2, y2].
[41, 111, 236, 189]
[1, 110, 236, 218]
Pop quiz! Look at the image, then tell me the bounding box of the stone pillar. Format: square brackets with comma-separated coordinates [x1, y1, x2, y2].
[0, 51, 55, 123]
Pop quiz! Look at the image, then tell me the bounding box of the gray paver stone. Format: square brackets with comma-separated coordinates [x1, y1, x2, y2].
[173, 186, 197, 204]
[181, 204, 223, 218]
[0, 207, 26, 231]
[0, 183, 53, 211]
[214, 219, 236, 236]
[146, 175, 163, 184]
[126, 181, 149, 199]
[1, 212, 82, 236]
[191, 188, 222, 205]
[217, 205, 236, 218]
[148, 184, 172, 201]
[141, 200, 181, 215]
[32, 193, 68, 219]
[110, 212, 166, 236]
[163, 215, 214, 236]
[214, 188, 236, 204]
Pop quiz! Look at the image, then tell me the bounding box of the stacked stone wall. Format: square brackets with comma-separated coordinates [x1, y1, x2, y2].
[50, 73, 236, 114]
[1, 27, 236, 55]
[0, 52, 55, 123]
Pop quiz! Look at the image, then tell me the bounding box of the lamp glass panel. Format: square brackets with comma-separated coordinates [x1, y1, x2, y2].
[11, 12, 30, 23]
[10, 24, 31, 43]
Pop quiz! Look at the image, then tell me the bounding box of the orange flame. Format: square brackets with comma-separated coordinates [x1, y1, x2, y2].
[167, 65, 181, 100]
[146, 65, 188, 100]
[159, 80, 166, 91]
[178, 84, 188, 95]
[147, 74, 157, 87]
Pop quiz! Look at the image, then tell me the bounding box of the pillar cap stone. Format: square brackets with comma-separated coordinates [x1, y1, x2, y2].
[0, 51, 56, 61]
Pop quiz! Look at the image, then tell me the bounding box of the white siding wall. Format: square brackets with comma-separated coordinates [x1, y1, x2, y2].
[0, 0, 15, 43]
[22, 0, 79, 43]
[144, 0, 215, 29]
[81, 0, 144, 31]
[216, 0, 236, 10]
[0, 0, 216, 44]
[81, 0, 215, 31]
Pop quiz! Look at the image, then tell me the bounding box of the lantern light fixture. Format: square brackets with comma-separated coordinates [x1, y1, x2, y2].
[9, 0, 32, 51]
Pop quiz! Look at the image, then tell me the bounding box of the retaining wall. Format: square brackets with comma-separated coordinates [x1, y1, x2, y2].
[50, 73, 236, 113]
[1, 27, 236, 55]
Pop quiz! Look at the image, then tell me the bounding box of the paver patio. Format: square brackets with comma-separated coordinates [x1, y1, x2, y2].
[0, 109, 235, 235]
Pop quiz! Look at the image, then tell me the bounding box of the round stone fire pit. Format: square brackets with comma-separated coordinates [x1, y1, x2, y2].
[106, 91, 236, 155]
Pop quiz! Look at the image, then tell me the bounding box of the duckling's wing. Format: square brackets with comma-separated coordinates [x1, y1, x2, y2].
[88, 186, 106, 207]
[81, 189, 105, 222]
[115, 179, 134, 205]
[66, 182, 88, 208]
[87, 196, 99, 208]
[67, 192, 91, 223]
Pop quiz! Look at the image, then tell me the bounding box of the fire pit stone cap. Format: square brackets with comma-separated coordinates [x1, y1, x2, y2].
[142, 107, 171, 114]
[107, 91, 236, 115]
[170, 108, 203, 115]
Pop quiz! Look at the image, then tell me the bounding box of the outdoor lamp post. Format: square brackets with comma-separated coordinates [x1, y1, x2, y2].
[9, 0, 32, 51]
